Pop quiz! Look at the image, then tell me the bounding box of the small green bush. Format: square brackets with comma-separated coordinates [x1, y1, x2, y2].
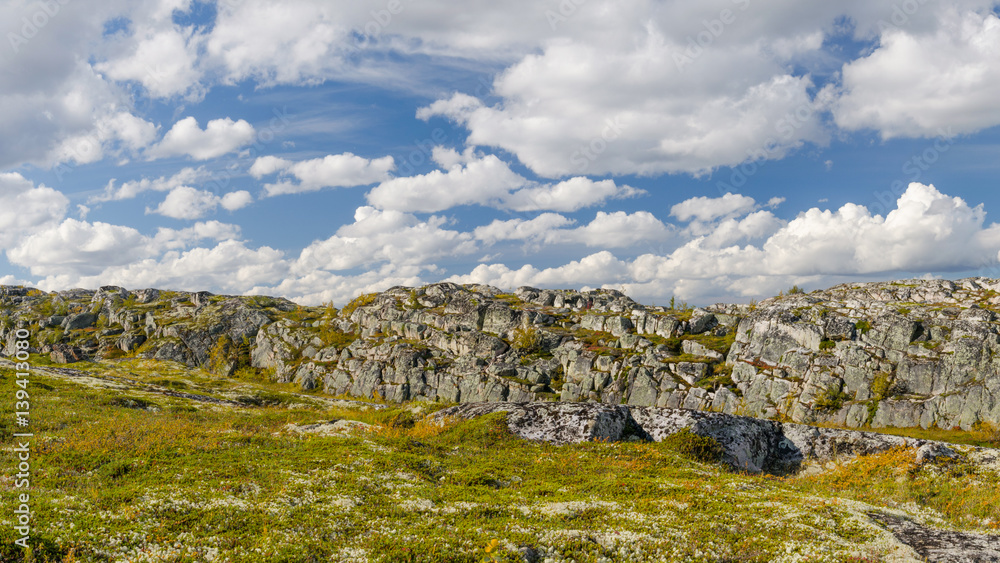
[855, 320, 871, 335]
[870, 372, 892, 401]
[661, 428, 724, 464]
[818, 339, 835, 351]
[342, 293, 377, 318]
[814, 384, 850, 413]
[512, 326, 541, 353]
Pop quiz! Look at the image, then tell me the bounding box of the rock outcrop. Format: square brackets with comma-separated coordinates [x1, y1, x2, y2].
[4, 278, 1000, 431]
[429, 402, 996, 476]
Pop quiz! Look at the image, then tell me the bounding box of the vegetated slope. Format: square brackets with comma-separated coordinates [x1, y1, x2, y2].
[3, 277, 1000, 431]
[1, 356, 998, 562]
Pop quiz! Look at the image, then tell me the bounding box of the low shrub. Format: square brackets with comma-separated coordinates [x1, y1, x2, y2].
[661, 428, 724, 464]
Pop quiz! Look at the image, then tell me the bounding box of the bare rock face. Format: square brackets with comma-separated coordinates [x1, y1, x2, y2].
[727, 278, 1000, 431]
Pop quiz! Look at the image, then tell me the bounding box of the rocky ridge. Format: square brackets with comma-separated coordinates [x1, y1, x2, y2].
[3, 278, 1000, 431]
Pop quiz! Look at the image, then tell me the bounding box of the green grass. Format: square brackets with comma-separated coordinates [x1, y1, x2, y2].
[1, 359, 998, 562]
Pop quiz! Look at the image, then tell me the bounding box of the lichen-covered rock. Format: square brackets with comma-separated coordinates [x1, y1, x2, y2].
[431, 402, 998, 477]
[50, 344, 86, 364]
[431, 402, 630, 445]
[6, 277, 1000, 432]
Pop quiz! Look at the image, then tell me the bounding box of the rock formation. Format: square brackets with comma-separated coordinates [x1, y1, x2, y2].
[4, 277, 1000, 431]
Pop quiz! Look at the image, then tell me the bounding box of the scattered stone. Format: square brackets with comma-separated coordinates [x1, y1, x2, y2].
[285, 419, 374, 436]
[915, 442, 962, 465]
[50, 344, 86, 364]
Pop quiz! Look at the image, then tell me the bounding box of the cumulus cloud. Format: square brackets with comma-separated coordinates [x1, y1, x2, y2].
[475, 211, 672, 249]
[146, 117, 255, 160]
[90, 167, 210, 203]
[502, 178, 645, 213]
[367, 154, 526, 212]
[474, 214, 575, 246]
[147, 187, 254, 219]
[7, 219, 150, 277]
[833, 9, 1000, 138]
[450, 183, 1000, 303]
[221, 191, 254, 211]
[252, 153, 396, 196]
[671, 193, 758, 222]
[0, 173, 70, 248]
[96, 24, 204, 99]
[421, 47, 829, 177]
[35, 241, 288, 295]
[367, 153, 644, 213]
[293, 206, 478, 273]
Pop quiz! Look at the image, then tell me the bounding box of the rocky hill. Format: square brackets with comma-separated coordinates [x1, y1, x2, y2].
[3, 278, 1000, 431]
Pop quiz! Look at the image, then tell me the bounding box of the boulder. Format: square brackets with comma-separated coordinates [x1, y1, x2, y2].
[50, 344, 86, 364]
[62, 313, 97, 330]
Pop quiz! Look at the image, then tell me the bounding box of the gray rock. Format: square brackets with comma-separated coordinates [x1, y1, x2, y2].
[915, 442, 961, 465]
[62, 312, 97, 330]
[431, 402, 629, 445]
[868, 512, 1000, 562]
[50, 344, 86, 364]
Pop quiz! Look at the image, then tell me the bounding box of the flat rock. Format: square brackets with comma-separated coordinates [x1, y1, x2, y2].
[869, 512, 1000, 562]
[432, 402, 629, 445]
[285, 419, 373, 436]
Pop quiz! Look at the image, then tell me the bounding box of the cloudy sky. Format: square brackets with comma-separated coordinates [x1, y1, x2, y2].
[2, 0, 1000, 306]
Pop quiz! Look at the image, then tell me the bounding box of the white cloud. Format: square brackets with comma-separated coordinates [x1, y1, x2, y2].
[90, 167, 209, 203]
[555, 211, 672, 248]
[152, 221, 243, 251]
[421, 44, 829, 177]
[96, 25, 204, 99]
[221, 191, 254, 211]
[0, 173, 70, 248]
[502, 178, 645, 212]
[256, 153, 396, 196]
[148, 187, 254, 219]
[367, 153, 644, 213]
[294, 206, 478, 274]
[146, 117, 255, 160]
[8, 219, 150, 277]
[366, 154, 527, 212]
[450, 183, 1000, 304]
[671, 193, 758, 222]
[834, 9, 1000, 138]
[474, 214, 575, 245]
[147, 186, 221, 220]
[35, 241, 288, 295]
[475, 211, 672, 249]
[250, 264, 426, 307]
[249, 156, 293, 177]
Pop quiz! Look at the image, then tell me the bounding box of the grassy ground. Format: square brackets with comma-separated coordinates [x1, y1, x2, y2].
[1, 358, 998, 562]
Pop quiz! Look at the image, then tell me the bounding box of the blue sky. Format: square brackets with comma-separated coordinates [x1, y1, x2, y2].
[2, 0, 1000, 306]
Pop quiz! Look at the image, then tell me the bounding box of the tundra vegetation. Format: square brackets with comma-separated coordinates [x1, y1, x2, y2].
[1, 280, 999, 561]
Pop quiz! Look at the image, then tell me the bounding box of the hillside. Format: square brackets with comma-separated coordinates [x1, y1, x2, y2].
[2, 280, 1000, 561]
[3, 278, 1000, 431]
